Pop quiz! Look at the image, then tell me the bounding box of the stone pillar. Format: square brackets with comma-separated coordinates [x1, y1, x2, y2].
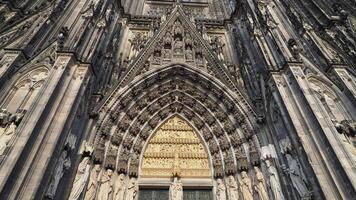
[270, 69, 341, 199]
[0, 53, 92, 200]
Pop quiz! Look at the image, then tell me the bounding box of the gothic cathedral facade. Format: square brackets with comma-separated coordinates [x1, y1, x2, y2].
[0, 0, 355, 199]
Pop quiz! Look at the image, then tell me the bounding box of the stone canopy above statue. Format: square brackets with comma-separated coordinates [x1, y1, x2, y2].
[141, 115, 211, 178]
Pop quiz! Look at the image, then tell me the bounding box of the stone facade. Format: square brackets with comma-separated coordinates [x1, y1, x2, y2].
[0, 0, 355, 199]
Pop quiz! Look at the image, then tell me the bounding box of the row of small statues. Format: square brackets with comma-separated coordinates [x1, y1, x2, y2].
[0, 109, 26, 156]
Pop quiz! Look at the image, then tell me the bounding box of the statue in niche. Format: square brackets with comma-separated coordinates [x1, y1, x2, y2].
[254, 167, 269, 200]
[98, 169, 114, 200]
[185, 34, 193, 47]
[216, 178, 226, 200]
[210, 36, 225, 61]
[239, 171, 253, 200]
[285, 154, 309, 198]
[164, 31, 173, 47]
[227, 175, 239, 200]
[69, 157, 91, 200]
[0, 121, 16, 155]
[174, 38, 184, 55]
[185, 46, 193, 61]
[114, 173, 126, 200]
[85, 164, 101, 200]
[265, 160, 285, 200]
[163, 48, 172, 59]
[125, 177, 138, 200]
[46, 150, 71, 199]
[174, 20, 183, 37]
[129, 32, 147, 58]
[169, 177, 183, 200]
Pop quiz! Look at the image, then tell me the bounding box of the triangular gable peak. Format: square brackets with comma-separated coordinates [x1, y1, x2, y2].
[115, 5, 239, 91]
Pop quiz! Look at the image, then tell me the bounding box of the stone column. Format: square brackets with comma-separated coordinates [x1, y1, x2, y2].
[0, 53, 92, 200]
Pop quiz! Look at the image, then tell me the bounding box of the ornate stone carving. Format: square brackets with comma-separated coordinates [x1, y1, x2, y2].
[0, 121, 16, 155]
[117, 116, 130, 132]
[141, 116, 211, 178]
[117, 149, 129, 174]
[240, 171, 253, 200]
[224, 151, 236, 175]
[254, 166, 269, 200]
[147, 102, 160, 114]
[97, 169, 114, 200]
[170, 177, 183, 200]
[285, 154, 309, 198]
[236, 150, 249, 171]
[105, 146, 118, 170]
[45, 150, 71, 199]
[205, 114, 216, 126]
[129, 152, 139, 178]
[202, 127, 213, 141]
[213, 153, 224, 178]
[125, 178, 138, 200]
[265, 160, 285, 200]
[219, 136, 230, 151]
[249, 141, 260, 166]
[216, 179, 227, 200]
[69, 157, 90, 200]
[84, 164, 101, 200]
[93, 137, 106, 164]
[114, 173, 125, 200]
[192, 116, 204, 130]
[111, 132, 123, 147]
[227, 175, 239, 200]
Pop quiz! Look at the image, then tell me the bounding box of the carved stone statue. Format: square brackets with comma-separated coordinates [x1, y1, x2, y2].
[254, 167, 269, 200]
[239, 171, 253, 200]
[46, 150, 71, 199]
[285, 154, 309, 197]
[174, 20, 183, 37]
[129, 32, 147, 58]
[265, 160, 285, 200]
[85, 164, 101, 200]
[216, 178, 226, 200]
[125, 177, 138, 200]
[163, 48, 172, 59]
[185, 47, 193, 60]
[0, 122, 16, 155]
[69, 157, 91, 200]
[227, 175, 239, 200]
[98, 169, 114, 200]
[114, 173, 126, 200]
[174, 38, 184, 55]
[169, 177, 183, 200]
[210, 36, 225, 61]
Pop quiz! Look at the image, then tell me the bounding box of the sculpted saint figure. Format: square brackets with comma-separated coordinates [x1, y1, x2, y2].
[239, 171, 253, 200]
[85, 164, 101, 200]
[125, 177, 138, 200]
[0, 122, 16, 155]
[254, 167, 269, 200]
[216, 178, 226, 200]
[69, 157, 91, 200]
[286, 154, 309, 197]
[170, 177, 183, 200]
[114, 173, 126, 200]
[227, 175, 239, 200]
[46, 151, 71, 199]
[265, 160, 285, 200]
[98, 169, 114, 200]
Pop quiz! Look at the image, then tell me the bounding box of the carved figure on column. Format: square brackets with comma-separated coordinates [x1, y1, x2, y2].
[227, 175, 239, 200]
[174, 20, 183, 38]
[211, 36, 225, 61]
[216, 178, 227, 200]
[185, 46, 193, 61]
[69, 157, 91, 200]
[174, 38, 184, 55]
[98, 169, 114, 200]
[239, 171, 253, 200]
[285, 154, 309, 198]
[170, 177, 183, 200]
[45, 150, 71, 199]
[254, 166, 269, 200]
[114, 173, 126, 200]
[265, 160, 285, 200]
[0, 121, 16, 155]
[125, 177, 138, 200]
[85, 164, 102, 200]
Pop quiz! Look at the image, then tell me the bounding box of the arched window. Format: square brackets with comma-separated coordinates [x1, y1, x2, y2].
[1, 67, 49, 113]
